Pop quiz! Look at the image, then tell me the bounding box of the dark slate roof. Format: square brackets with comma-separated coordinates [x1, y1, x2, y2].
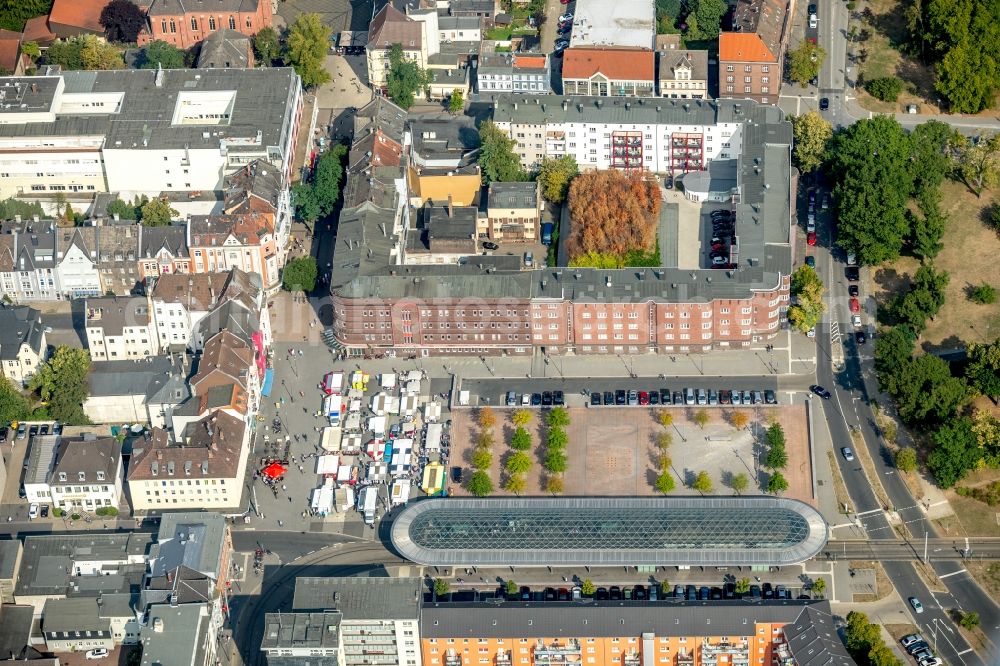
[87, 354, 190, 402]
[151, 511, 228, 581]
[354, 97, 407, 144]
[139, 225, 189, 260]
[488, 181, 538, 210]
[781, 604, 857, 666]
[0, 305, 45, 361]
[292, 577, 422, 620]
[196, 29, 252, 69]
[420, 599, 840, 640]
[0, 604, 33, 659]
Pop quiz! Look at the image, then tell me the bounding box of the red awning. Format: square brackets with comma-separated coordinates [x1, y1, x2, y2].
[261, 462, 287, 480]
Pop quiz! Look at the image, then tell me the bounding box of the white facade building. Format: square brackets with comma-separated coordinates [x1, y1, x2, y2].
[492, 95, 745, 172]
[45, 436, 124, 514]
[0, 68, 303, 200]
[86, 296, 160, 361]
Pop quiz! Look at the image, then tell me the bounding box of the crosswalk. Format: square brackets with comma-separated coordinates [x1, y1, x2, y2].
[830, 320, 842, 345]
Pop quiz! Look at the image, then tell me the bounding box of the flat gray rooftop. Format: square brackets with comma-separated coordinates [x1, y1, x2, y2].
[391, 497, 829, 567]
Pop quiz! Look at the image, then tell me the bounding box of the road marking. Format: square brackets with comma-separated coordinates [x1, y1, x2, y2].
[957, 648, 974, 656]
[938, 569, 967, 580]
[855, 508, 883, 517]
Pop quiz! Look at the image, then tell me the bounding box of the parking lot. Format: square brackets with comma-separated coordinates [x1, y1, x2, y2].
[450, 404, 813, 502]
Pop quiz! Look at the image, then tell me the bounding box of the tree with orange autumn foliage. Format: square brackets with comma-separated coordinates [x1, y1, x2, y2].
[566, 170, 661, 266]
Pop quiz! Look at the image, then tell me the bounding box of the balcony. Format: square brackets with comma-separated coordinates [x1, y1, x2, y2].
[532, 639, 581, 664]
[496, 648, 512, 665]
[676, 649, 694, 665]
[623, 650, 641, 666]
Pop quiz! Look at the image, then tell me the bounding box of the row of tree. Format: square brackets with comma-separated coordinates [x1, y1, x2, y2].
[788, 265, 826, 335]
[293, 143, 347, 223]
[845, 610, 903, 666]
[764, 423, 790, 495]
[0, 347, 92, 427]
[105, 195, 178, 227]
[468, 407, 498, 496]
[501, 408, 534, 495]
[541, 408, 570, 494]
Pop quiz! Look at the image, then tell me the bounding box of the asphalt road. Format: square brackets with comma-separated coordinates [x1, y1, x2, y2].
[829, 539, 1000, 561]
[810, 208, 992, 664]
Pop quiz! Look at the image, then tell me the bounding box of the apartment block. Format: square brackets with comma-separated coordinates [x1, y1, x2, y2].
[0, 305, 46, 386]
[718, 0, 788, 105]
[0, 68, 302, 200]
[85, 296, 160, 361]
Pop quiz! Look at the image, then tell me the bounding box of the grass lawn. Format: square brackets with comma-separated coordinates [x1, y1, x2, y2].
[853, 0, 1000, 114]
[871, 180, 1000, 353]
[485, 26, 513, 40]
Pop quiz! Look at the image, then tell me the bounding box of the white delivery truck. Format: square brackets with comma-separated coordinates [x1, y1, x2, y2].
[323, 394, 342, 426]
[358, 485, 378, 526]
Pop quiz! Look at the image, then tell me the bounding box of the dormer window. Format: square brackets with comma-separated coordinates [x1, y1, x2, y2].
[58, 472, 67, 482]
[96, 471, 105, 481]
[78, 471, 86, 482]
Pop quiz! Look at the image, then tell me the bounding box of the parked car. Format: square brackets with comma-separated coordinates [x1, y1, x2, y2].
[805, 255, 816, 267]
[649, 391, 659, 405]
[855, 330, 867, 345]
[900, 635, 925, 649]
[595, 587, 609, 600]
[482, 241, 499, 251]
[16, 423, 25, 439]
[848, 284, 860, 297]
[541, 222, 555, 245]
[28, 503, 38, 520]
[558, 12, 573, 21]
[846, 266, 860, 281]
[749, 584, 761, 599]
[731, 389, 742, 405]
[807, 231, 817, 246]
[851, 314, 862, 328]
[0, 427, 6, 443]
[615, 390, 626, 405]
[627, 390, 639, 406]
[40, 504, 49, 518]
[752, 390, 764, 405]
[85, 649, 109, 660]
[553, 390, 565, 406]
[659, 388, 671, 404]
[506, 391, 517, 406]
[918, 659, 942, 666]
[531, 393, 542, 406]
[907, 643, 930, 656]
[609, 586, 622, 600]
[849, 298, 860, 313]
[542, 391, 553, 406]
[819, 97, 829, 110]
[451, 467, 463, 483]
[591, 392, 602, 406]
[39, 424, 48, 435]
[673, 391, 683, 405]
[28, 425, 38, 437]
[685, 584, 697, 600]
[841, 447, 855, 461]
[604, 391, 614, 406]
[764, 390, 777, 404]
[696, 388, 707, 405]
[909, 597, 924, 613]
[638, 390, 650, 406]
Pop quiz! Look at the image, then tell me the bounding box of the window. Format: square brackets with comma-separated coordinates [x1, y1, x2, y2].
[169, 19, 176, 33]
[209, 16, 216, 30]
[191, 17, 198, 30]
[744, 86, 751, 93]
[745, 65, 752, 72]
[762, 65, 769, 72]
[726, 64, 734, 72]
[228, 15, 236, 29]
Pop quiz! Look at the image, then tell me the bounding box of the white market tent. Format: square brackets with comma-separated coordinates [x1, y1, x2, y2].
[400, 394, 419, 416]
[368, 416, 387, 436]
[390, 478, 411, 505]
[404, 379, 421, 395]
[311, 484, 335, 516]
[380, 373, 397, 389]
[423, 401, 441, 422]
[405, 370, 423, 382]
[316, 455, 339, 476]
[424, 423, 443, 452]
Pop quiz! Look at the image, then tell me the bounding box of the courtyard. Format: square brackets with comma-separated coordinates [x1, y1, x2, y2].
[450, 405, 814, 503]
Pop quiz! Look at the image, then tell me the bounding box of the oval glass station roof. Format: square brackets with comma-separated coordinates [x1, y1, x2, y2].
[390, 497, 829, 567]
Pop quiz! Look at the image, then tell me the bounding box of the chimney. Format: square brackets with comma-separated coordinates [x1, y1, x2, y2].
[155, 64, 164, 88]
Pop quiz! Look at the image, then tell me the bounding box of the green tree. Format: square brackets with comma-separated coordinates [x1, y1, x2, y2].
[729, 472, 749, 494]
[655, 470, 676, 494]
[581, 579, 596, 596]
[735, 578, 751, 594]
[537, 155, 580, 203]
[893, 354, 967, 424]
[791, 110, 833, 174]
[478, 120, 527, 184]
[952, 133, 1000, 198]
[386, 43, 431, 109]
[511, 409, 532, 427]
[503, 474, 526, 495]
[891, 264, 949, 333]
[546, 427, 568, 449]
[895, 447, 918, 472]
[845, 611, 880, 654]
[657, 410, 674, 428]
[969, 283, 998, 304]
[928, 416, 982, 487]
[874, 325, 916, 395]
[766, 422, 786, 448]
[294, 144, 347, 222]
[510, 426, 532, 451]
[684, 0, 727, 40]
[505, 579, 519, 596]
[282, 256, 318, 292]
[544, 448, 568, 473]
[827, 116, 915, 264]
[868, 644, 902, 666]
[283, 13, 332, 88]
[811, 578, 826, 598]
[693, 409, 710, 429]
[691, 470, 713, 494]
[433, 578, 450, 596]
[788, 265, 826, 333]
[960, 610, 981, 630]
[504, 451, 532, 475]
[105, 197, 140, 220]
[139, 198, 177, 227]
[935, 40, 999, 114]
[0, 0, 52, 32]
[448, 88, 464, 114]
[766, 441, 788, 470]
[136, 40, 186, 68]
[546, 407, 570, 428]
[865, 75, 904, 101]
[767, 471, 789, 495]
[470, 448, 493, 470]
[468, 470, 494, 496]
[29, 347, 91, 425]
[910, 188, 947, 260]
[656, 431, 673, 451]
[253, 27, 281, 66]
[46, 35, 124, 70]
[967, 339, 1000, 399]
[0, 376, 32, 425]
[909, 120, 955, 193]
[788, 41, 826, 85]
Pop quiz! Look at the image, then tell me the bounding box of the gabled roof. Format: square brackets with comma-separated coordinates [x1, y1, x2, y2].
[719, 32, 776, 62]
[189, 212, 274, 247]
[128, 411, 245, 482]
[21, 16, 56, 46]
[659, 49, 709, 82]
[149, 272, 231, 311]
[0, 29, 22, 74]
[354, 96, 407, 144]
[223, 159, 282, 215]
[196, 28, 252, 68]
[139, 225, 188, 260]
[367, 4, 423, 50]
[47, 0, 107, 33]
[727, 0, 787, 62]
[189, 329, 253, 393]
[350, 129, 404, 171]
[0, 305, 45, 360]
[782, 605, 857, 666]
[562, 47, 655, 82]
[146, 0, 261, 16]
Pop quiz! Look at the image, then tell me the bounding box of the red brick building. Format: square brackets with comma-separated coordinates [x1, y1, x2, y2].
[138, 0, 272, 50]
[718, 0, 789, 105]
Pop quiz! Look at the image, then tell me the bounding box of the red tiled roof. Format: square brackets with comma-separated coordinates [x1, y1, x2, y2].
[513, 55, 546, 69]
[48, 0, 108, 33]
[719, 33, 777, 63]
[561, 47, 654, 82]
[0, 30, 20, 73]
[21, 16, 56, 46]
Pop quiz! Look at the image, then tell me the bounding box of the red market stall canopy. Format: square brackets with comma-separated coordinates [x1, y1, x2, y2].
[261, 462, 287, 480]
